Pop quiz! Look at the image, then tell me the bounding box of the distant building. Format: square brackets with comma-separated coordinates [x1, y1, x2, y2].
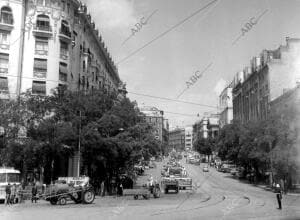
[184, 127, 193, 150]
[232, 37, 300, 123]
[140, 106, 164, 142]
[169, 127, 185, 151]
[219, 85, 233, 128]
[193, 114, 219, 144]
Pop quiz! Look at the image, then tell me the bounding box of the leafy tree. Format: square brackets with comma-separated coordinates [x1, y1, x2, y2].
[194, 136, 216, 161]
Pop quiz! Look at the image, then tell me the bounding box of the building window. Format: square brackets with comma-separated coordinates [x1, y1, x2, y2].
[58, 83, 67, 96]
[0, 31, 9, 47]
[32, 81, 46, 95]
[51, 0, 60, 7]
[0, 77, 8, 92]
[67, 3, 70, 14]
[0, 53, 9, 74]
[60, 20, 71, 38]
[35, 37, 48, 55]
[62, 1, 66, 11]
[45, 0, 51, 7]
[0, 6, 13, 25]
[36, 14, 51, 31]
[59, 62, 68, 82]
[83, 60, 86, 72]
[37, 0, 44, 6]
[33, 58, 47, 78]
[60, 41, 69, 59]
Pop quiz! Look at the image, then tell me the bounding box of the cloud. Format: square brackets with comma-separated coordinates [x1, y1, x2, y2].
[214, 78, 227, 96]
[83, 0, 137, 30]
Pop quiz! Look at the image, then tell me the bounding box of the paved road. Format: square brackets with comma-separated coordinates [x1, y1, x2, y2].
[1, 159, 299, 220]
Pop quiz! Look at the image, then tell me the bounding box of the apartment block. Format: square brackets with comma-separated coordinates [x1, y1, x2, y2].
[169, 127, 185, 151]
[0, 0, 121, 99]
[193, 114, 219, 143]
[232, 38, 300, 123]
[140, 106, 164, 142]
[219, 85, 233, 128]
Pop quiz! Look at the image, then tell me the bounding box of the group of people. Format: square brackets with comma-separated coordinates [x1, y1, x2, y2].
[5, 183, 21, 205]
[5, 182, 40, 205]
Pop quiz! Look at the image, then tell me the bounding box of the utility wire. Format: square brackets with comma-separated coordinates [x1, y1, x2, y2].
[164, 111, 199, 117]
[116, 0, 219, 65]
[128, 91, 218, 109]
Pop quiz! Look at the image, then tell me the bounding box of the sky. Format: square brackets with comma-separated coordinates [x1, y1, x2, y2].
[82, 0, 300, 129]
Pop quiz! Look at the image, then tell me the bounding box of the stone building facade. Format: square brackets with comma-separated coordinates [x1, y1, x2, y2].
[0, 0, 120, 99]
[219, 85, 233, 128]
[232, 38, 300, 123]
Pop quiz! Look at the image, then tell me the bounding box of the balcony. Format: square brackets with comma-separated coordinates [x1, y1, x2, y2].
[0, 90, 9, 99]
[32, 25, 53, 38]
[59, 28, 71, 43]
[60, 49, 69, 60]
[35, 49, 48, 56]
[81, 47, 90, 57]
[0, 43, 9, 50]
[0, 16, 14, 31]
[0, 67, 8, 74]
[33, 70, 47, 79]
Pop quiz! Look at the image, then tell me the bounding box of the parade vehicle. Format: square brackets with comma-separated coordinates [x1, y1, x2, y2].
[123, 182, 161, 200]
[0, 167, 21, 203]
[168, 167, 192, 190]
[43, 176, 95, 205]
[161, 177, 179, 194]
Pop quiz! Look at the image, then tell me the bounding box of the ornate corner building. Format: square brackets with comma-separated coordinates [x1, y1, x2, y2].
[0, 0, 121, 99]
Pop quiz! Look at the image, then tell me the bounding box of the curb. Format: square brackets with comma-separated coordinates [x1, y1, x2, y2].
[286, 193, 300, 197]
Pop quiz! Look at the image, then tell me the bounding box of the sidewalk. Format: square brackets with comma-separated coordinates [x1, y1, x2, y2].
[254, 183, 300, 196]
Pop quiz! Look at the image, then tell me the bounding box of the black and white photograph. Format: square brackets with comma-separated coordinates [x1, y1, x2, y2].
[0, 0, 300, 219]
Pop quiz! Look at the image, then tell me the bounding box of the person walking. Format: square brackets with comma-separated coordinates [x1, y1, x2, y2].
[31, 183, 38, 203]
[5, 183, 11, 205]
[101, 181, 105, 197]
[275, 183, 282, 209]
[10, 183, 16, 204]
[17, 184, 23, 203]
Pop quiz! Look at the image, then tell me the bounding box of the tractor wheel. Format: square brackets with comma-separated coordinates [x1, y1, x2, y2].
[50, 198, 58, 205]
[82, 190, 95, 204]
[58, 197, 67, 205]
[72, 192, 82, 204]
[134, 195, 139, 200]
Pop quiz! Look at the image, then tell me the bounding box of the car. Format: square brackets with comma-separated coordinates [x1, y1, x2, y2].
[203, 165, 209, 172]
[230, 168, 238, 176]
[220, 164, 230, 173]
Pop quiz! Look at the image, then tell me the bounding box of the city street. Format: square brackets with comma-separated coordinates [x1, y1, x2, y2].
[1, 159, 299, 220]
